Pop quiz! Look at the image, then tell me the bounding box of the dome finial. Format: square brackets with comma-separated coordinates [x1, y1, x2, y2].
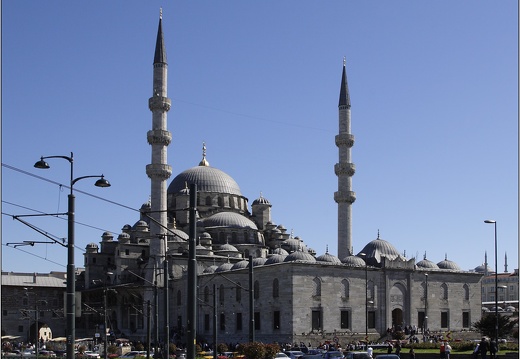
[326, 245, 329, 254]
[199, 142, 210, 166]
[377, 229, 380, 239]
[445, 253, 448, 260]
[423, 251, 427, 260]
[160, 7, 163, 20]
[343, 56, 346, 67]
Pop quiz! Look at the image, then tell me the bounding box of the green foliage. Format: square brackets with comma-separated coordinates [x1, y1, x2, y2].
[217, 343, 229, 354]
[264, 343, 280, 359]
[170, 343, 177, 354]
[241, 342, 266, 359]
[78, 345, 87, 354]
[135, 343, 145, 351]
[196, 344, 203, 353]
[392, 331, 405, 340]
[108, 345, 119, 354]
[472, 313, 518, 339]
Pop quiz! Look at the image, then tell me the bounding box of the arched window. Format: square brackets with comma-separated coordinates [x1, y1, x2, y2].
[313, 277, 321, 297]
[342, 279, 350, 298]
[441, 283, 448, 300]
[177, 290, 182, 306]
[218, 197, 223, 207]
[232, 232, 238, 242]
[236, 282, 242, 302]
[273, 278, 279, 298]
[204, 286, 209, 303]
[205, 196, 212, 206]
[367, 280, 374, 299]
[254, 280, 260, 300]
[422, 281, 427, 299]
[463, 284, 470, 300]
[219, 284, 225, 304]
[244, 250, 250, 259]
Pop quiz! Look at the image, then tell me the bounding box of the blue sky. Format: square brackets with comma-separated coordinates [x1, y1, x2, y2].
[2, 1, 518, 274]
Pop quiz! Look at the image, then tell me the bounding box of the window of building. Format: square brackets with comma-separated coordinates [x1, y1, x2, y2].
[340, 310, 350, 329]
[418, 311, 425, 330]
[218, 197, 223, 207]
[39, 311, 44, 317]
[311, 310, 321, 330]
[463, 284, 470, 300]
[441, 311, 449, 328]
[177, 290, 182, 306]
[205, 196, 212, 206]
[232, 232, 237, 242]
[368, 311, 376, 329]
[204, 286, 210, 303]
[18, 326, 24, 333]
[254, 281, 260, 300]
[273, 311, 280, 330]
[236, 313, 242, 331]
[254, 312, 261, 330]
[273, 279, 279, 298]
[313, 277, 321, 297]
[125, 249, 129, 256]
[220, 313, 225, 331]
[236, 283, 242, 302]
[204, 314, 210, 331]
[441, 283, 448, 300]
[220, 284, 225, 304]
[462, 311, 470, 328]
[368, 280, 374, 299]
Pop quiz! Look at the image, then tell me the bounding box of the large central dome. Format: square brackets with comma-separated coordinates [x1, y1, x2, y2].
[168, 165, 243, 196]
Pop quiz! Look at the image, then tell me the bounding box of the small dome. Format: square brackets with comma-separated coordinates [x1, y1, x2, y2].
[437, 255, 461, 271]
[252, 195, 271, 206]
[122, 224, 132, 231]
[252, 257, 267, 267]
[140, 201, 151, 211]
[232, 260, 250, 270]
[215, 262, 234, 273]
[169, 228, 189, 242]
[474, 263, 494, 274]
[284, 250, 316, 263]
[417, 258, 439, 269]
[86, 242, 98, 250]
[281, 238, 307, 253]
[342, 255, 366, 267]
[101, 232, 113, 241]
[272, 247, 289, 255]
[218, 243, 239, 252]
[265, 254, 288, 265]
[203, 265, 219, 274]
[200, 232, 212, 239]
[168, 165, 243, 197]
[316, 251, 341, 264]
[133, 220, 149, 230]
[118, 232, 131, 243]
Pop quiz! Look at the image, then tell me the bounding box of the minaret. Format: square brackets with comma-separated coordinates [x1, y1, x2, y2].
[335, 58, 356, 260]
[146, 9, 172, 267]
[504, 252, 508, 273]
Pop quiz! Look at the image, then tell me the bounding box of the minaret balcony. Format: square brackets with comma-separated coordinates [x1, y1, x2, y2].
[334, 191, 356, 204]
[334, 162, 356, 176]
[147, 129, 172, 146]
[335, 133, 355, 148]
[146, 163, 172, 180]
[148, 96, 172, 111]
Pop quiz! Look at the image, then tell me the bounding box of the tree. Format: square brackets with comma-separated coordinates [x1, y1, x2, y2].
[242, 342, 266, 359]
[472, 313, 518, 339]
[264, 344, 280, 359]
[217, 343, 229, 354]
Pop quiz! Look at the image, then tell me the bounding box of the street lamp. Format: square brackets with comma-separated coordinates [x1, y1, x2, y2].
[102, 272, 114, 359]
[34, 152, 110, 359]
[424, 273, 428, 335]
[359, 252, 368, 348]
[484, 219, 498, 342]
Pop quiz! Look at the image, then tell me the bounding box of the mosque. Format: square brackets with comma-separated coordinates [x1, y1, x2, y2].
[77, 13, 484, 347]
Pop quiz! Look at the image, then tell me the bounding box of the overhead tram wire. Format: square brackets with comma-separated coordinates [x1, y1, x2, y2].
[1, 242, 66, 268]
[2, 163, 138, 213]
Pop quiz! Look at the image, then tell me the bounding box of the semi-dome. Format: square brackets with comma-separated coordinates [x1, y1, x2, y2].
[284, 250, 316, 263]
[200, 212, 258, 230]
[265, 254, 287, 265]
[218, 242, 239, 252]
[357, 233, 400, 266]
[272, 247, 289, 255]
[281, 238, 307, 253]
[416, 258, 439, 269]
[437, 255, 461, 271]
[168, 165, 243, 196]
[169, 228, 189, 242]
[203, 265, 219, 274]
[252, 257, 267, 267]
[342, 255, 366, 267]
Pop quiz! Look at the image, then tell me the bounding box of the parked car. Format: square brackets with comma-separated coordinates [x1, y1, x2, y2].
[275, 353, 290, 359]
[286, 351, 305, 359]
[344, 352, 370, 359]
[40, 350, 57, 357]
[84, 351, 100, 358]
[120, 351, 147, 358]
[375, 355, 401, 359]
[323, 351, 343, 359]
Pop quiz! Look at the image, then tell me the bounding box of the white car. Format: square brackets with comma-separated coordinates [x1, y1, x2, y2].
[275, 354, 289, 359]
[84, 351, 100, 358]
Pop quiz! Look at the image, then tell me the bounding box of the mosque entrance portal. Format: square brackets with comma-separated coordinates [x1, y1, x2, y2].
[392, 308, 403, 328]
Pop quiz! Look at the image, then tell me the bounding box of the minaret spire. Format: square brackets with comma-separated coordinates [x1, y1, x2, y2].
[335, 58, 356, 260]
[504, 252, 508, 273]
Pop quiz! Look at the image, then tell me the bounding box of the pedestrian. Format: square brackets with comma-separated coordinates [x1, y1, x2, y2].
[409, 348, 415, 359]
[479, 338, 489, 359]
[387, 342, 393, 354]
[489, 339, 497, 359]
[395, 342, 401, 357]
[367, 347, 373, 359]
[440, 342, 446, 359]
[445, 342, 452, 359]
[473, 343, 480, 359]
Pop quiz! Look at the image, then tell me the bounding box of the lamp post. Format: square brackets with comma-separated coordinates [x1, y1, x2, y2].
[359, 253, 368, 348]
[484, 219, 498, 342]
[424, 273, 428, 335]
[103, 272, 114, 359]
[34, 152, 110, 359]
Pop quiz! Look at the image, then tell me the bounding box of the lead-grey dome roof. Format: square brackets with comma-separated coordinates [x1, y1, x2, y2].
[316, 251, 341, 264]
[200, 212, 258, 230]
[284, 250, 316, 263]
[168, 165, 243, 196]
[437, 255, 461, 271]
[265, 254, 287, 265]
[342, 255, 366, 267]
[357, 235, 400, 267]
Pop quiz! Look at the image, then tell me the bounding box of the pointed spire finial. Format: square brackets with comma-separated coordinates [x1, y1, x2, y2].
[160, 7, 163, 20]
[343, 56, 346, 67]
[377, 230, 380, 239]
[326, 245, 329, 254]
